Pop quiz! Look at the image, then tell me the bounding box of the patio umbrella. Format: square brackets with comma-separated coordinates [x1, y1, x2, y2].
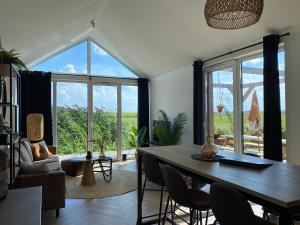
[248, 91, 261, 130]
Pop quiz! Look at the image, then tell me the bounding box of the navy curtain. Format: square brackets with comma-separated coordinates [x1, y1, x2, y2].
[138, 78, 150, 147]
[193, 60, 205, 145]
[263, 35, 282, 161]
[20, 71, 53, 145]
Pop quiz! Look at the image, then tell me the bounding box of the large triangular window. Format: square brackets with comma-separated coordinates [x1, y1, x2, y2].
[32, 39, 138, 78]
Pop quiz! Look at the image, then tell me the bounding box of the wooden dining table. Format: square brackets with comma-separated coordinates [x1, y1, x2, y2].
[136, 144, 300, 225]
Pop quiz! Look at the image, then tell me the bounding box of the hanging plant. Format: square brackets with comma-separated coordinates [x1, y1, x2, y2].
[216, 72, 224, 113]
[216, 104, 224, 113]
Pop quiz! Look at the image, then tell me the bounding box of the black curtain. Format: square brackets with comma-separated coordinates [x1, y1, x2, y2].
[20, 71, 53, 145]
[263, 35, 282, 161]
[138, 78, 150, 147]
[193, 60, 205, 145]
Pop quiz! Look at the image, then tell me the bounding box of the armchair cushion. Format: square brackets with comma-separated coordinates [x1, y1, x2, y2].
[30, 140, 53, 161]
[20, 161, 50, 174]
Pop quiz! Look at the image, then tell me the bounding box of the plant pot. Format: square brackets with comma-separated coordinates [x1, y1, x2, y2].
[122, 154, 127, 161]
[217, 105, 224, 113]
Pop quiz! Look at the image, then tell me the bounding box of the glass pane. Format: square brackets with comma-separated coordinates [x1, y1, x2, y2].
[91, 41, 138, 78]
[279, 51, 287, 159]
[242, 56, 264, 156]
[241, 52, 286, 159]
[32, 41, 88, 74]
[56, 82, 88, 155]
[210, 67, 234, 150]
[93, 85, 118, 158]
[121, 85, 138, 157]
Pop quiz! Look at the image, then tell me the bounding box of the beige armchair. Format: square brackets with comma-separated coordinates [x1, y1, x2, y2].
[16, 114, 65, 217]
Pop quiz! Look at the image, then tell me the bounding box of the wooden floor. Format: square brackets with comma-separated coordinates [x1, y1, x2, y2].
[42, 160, 284, 225]
[42, 160, 169, 225]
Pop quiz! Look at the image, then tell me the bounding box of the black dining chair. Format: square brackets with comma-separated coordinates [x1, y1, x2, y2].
[210, 182, 275, 225]
[160, 164, 211, 225]
[139, 152, 166, 225]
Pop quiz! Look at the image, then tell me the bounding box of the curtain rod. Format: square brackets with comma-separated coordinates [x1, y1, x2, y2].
[203, 32, 290, 63]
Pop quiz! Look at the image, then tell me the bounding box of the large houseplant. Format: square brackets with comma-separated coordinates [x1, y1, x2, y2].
[153, 110, 187, 146]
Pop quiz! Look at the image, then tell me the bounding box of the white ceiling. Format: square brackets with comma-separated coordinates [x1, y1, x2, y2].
[1, 0, 300, 78]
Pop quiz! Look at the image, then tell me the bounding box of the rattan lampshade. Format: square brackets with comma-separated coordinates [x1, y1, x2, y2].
[204, 0, 264, 30]
[26, 113, 44, 141]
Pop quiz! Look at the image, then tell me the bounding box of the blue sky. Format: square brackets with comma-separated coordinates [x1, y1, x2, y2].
[33, 40, 138, 112]
[213, 51, 285, 112]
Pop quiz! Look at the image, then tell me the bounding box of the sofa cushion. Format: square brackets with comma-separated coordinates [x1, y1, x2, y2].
[31, 140, 52, 161]
[46, 161, 61, 172]
[19, 143, 33, 163]
[19, 138, 33, 162]
[38, 155, 59, 164]
[20, 161, 50, 174]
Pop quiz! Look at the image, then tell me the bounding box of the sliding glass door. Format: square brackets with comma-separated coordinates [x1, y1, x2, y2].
[205, 50, 286, 159]
[208, 67, 234, 150]
[52, 76, 138, 160]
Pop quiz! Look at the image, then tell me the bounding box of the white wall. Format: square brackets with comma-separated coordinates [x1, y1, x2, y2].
[285, 25, 300, 165]
[151, 66, 194, 144]
[150, 27, 300, 165]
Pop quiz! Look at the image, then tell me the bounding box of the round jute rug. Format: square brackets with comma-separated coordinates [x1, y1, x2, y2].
[65, 169, 137, 199]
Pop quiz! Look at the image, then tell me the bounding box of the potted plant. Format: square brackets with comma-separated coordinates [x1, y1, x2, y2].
[127, 126, 147, 160]
[152, 110, 187, 146]
[0, 40, 28, 70]
[92, 127, 112, 158]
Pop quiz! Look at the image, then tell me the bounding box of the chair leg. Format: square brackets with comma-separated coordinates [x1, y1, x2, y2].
[205, 210, 209, 225]
[162, 195, 170, 225]
[56, 209, 59, 218]
[171, 201, 175, 223]
[199, 210, 202, 225]
[138, 178, 147, 220]
[158, 185, 164, 225]
[190, 209, 195, 225]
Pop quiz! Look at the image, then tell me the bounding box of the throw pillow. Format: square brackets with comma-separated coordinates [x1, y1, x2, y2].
[20, 161, 49, 174]
[30, 140, 52, 161]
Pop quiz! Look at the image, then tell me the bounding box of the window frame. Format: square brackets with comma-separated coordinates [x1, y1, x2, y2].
[30, 38, 140, 79]
[51, 74, 138, 160]
[204, 45, 285, 154]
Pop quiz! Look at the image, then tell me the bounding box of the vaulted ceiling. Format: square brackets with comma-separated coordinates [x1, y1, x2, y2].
[1, 0, 300, 78]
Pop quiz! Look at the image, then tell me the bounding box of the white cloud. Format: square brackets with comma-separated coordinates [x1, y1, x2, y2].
[279, 63, 285, 71]
[63, 64, 77, 73]
[92, 45, 108, 56]
[248, 58, 263, 65]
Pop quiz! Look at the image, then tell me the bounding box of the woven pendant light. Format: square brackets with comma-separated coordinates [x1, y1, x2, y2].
[205, 0, 264, 30]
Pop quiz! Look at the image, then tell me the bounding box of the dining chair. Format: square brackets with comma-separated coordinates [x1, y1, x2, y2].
[139, 152, 166, 225]
[210, 182, 275, 225]
[160, 164, 211, 225]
